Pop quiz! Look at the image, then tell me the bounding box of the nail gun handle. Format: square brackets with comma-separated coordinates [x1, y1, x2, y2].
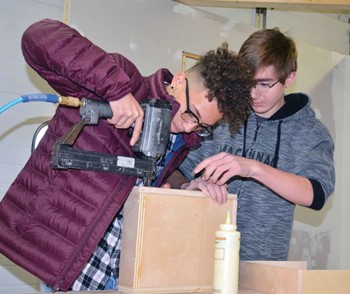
[80, 98, 113, 125]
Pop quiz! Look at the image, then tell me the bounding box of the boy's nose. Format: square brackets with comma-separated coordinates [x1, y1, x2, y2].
[183, 122, 197, 133]
[250, 86, 259, 99]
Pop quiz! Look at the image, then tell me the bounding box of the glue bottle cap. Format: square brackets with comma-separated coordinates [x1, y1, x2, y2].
[220, 211, 236, 231]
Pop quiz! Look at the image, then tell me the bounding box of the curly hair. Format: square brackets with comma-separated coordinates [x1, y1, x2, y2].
[188, 42, 253, 134]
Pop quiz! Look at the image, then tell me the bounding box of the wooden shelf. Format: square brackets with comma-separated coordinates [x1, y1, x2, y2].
[174, 0, 350, 10]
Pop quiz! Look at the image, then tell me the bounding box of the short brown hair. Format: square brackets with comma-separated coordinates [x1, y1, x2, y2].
[239, 28, 297, 83]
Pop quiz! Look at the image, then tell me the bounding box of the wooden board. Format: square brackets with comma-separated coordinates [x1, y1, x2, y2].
[239, 261, 350, 294]
[239, 261, 307, 293]
[175, 0, 350, 10]
[299, 270, 350, 293]
[119, 187, 237, 293]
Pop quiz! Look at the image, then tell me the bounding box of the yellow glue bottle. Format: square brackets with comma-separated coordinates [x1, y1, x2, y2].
[212, 211, 240, 294]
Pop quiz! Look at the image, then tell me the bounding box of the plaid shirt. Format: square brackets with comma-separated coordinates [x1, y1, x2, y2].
[71, 134, 184, 291]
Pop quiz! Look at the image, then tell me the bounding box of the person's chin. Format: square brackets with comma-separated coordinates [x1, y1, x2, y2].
[252, 104, 266, 113]
[252, 101, 262, 108]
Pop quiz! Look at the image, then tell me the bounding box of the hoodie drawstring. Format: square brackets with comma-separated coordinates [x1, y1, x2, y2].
[242, 119, 282, 168]
[273, 121, 282, 168]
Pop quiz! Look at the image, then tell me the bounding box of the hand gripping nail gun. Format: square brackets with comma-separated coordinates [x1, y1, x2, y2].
[51, 98, 172, 186]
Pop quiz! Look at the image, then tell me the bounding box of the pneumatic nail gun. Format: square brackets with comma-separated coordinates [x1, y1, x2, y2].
[51, 97, 172, 186]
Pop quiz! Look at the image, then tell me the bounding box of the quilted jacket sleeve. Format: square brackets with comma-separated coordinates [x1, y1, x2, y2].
[21, 19, 143, 102]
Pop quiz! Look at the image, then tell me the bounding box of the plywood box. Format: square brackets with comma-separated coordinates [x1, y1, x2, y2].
[119, 187, 237, 294]
[239, 261, 350, 294]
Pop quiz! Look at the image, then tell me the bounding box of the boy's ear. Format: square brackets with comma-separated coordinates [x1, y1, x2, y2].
[171, 72, 186, 88]
[284, 71, 296, 87]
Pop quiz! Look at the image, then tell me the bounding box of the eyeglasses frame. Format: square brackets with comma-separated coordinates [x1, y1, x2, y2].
[181, 78, 213, 137]
[253, 79, 280, 92]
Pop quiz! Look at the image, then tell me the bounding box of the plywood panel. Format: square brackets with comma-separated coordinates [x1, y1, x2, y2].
[119, 187, 237, 293]
[239, 261, 350, 294]
[299, 270, 350, 294]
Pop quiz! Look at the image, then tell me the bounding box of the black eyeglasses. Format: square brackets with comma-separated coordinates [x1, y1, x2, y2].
[253, 80, 280, 93]
[180, 78, 213, 137]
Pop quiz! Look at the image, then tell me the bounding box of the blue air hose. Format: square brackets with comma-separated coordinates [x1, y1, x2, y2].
[0, 94, 60, 115]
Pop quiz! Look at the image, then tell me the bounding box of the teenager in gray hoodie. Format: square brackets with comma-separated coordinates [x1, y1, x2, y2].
[175, 28, 335, 261]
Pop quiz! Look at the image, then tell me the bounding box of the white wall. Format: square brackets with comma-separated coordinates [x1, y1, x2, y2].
[332, 56, 350, 270]
[267, 9, 349, 55]
[288, 45, 346, 270]
[196, 6, 350, 55]
[0, 0, 349, 292]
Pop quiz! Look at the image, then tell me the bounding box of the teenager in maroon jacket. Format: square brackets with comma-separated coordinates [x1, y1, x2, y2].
[0, 19, 252, 291]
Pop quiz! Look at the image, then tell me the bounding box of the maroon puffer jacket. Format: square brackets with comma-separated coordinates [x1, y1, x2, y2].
[0, 19, 199, 291]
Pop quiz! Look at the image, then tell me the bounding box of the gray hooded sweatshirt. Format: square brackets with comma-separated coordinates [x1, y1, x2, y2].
[179, 93, 335, 261]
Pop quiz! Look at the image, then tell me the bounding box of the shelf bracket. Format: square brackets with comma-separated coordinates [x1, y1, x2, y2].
[255, 7, 267, 29]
